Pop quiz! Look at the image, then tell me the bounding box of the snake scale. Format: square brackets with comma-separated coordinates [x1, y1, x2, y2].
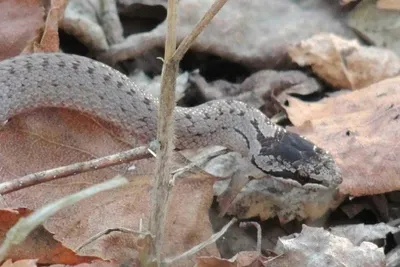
[0, 53, 341, 187]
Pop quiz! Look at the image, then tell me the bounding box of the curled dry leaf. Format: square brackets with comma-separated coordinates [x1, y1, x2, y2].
[285, 77, 400, 196]
[22, 0, 68, 54]
[219, 176, 341, 223]
[0, 109, 218, 266]
[289, 33, 400, 90]
[184, 144, 340, 223]
[193, 70, 322, 118]
[62, 0, 111, 52]
[268, 225, 385, 267]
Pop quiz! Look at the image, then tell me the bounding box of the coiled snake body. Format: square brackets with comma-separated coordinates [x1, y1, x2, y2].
[0, 53, 341, 187]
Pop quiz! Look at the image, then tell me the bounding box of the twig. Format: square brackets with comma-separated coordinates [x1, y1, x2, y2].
[0, 144, 155, 195]
[76, 227, 151, 252]
[0, 175, 128, 262]
[164, 218, 237, 265]
[149, 0, 178, 264]
[172, 0, 228, 62]
[239, 221, 262, 255]
[150, 1, 229, 265]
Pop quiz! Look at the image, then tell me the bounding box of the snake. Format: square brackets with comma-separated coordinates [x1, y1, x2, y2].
[0, 53, 341, 187]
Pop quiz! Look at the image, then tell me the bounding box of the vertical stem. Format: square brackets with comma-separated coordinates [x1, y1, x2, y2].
[149, 0, 178, 265]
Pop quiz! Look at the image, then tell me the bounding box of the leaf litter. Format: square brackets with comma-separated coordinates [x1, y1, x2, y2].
[0, 0, 399, 266]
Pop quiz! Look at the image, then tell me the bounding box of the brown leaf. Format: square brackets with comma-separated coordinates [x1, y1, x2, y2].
[377, 0, 400, 10]
[22, 0, 67, 53]
[289, 33, 400, 90]
[0, 209, 97, 265]
[1, 259, 37, 267]
[0, 109, 218, 266]
[285, 77, 400, 196]
[0, 0, 44, 60]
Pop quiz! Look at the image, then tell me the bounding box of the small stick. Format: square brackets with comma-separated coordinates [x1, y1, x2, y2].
[172, 0, 228, 62]
[0, 145, 154, 195]
[164, 218, 237, 264]
[150, 0, 179, 263]
[239, 221, 262, 255]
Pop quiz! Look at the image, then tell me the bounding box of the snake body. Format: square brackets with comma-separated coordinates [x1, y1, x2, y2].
[0, 53, 341, 187]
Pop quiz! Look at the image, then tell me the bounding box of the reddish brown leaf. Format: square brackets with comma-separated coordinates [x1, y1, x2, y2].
[0, 209, 97, 265]
[0, 0, 44, 60]
[285, 77, 400, 196]
[289, 33, 400, 90]
[0, 109, 218, 266]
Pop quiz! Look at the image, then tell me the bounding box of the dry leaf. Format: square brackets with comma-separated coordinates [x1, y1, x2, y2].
[70, 261, 118, 267]
[0, 209, 97, 265]
[62, 0, 112, 52]
[268, 225, 385, 267]
[193, 70, 322, 118]
[348, 0, 400, 55]
[0, 259, 37, 267]
[377, 0, 400, 10]
[101, 0, 356, 68]
[0, 109, 218, 266]
[22, 0, 67, 53]
[289, 33, 400, 90]
[285, 77, 400, 196]
[330, 223, 400, 246]
[0, 0, 44, 60]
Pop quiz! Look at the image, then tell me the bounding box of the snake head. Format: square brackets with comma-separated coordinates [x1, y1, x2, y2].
[251, 127, 342, 188]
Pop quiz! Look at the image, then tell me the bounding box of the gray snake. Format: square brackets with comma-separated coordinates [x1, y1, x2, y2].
[0, 53, 341, 187]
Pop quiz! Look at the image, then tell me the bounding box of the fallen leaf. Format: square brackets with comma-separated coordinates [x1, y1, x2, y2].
[62, 0, 111, 52]
[330, 223, 400, 246]
[377, 0, 400, 10]
[0, 209, 97, 265]
[22, 0, 68, 53]
[0, 259, 37, 267]
[289, 33, 400, 89]
[269, 225, 385, 267]
[0, 0, 44, 60]
[101, 0, 356, 68]
[348, 0, 400, 55]
[193, 70, 322, 118]
[285, 77, 400, 196]
[0, 109, 218, 266]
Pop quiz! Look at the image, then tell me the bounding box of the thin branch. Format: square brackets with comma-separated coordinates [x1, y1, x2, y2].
[0, 144, 154, 195]
[172, 0, 228, 62]
[164, 218, 237, 264]
[240, 221, 262, 255]
[150, 0, 178, 264]
[76, 227, 151, 252]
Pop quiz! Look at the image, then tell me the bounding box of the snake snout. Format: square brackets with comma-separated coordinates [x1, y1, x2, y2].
[254, 130, 341, 187]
